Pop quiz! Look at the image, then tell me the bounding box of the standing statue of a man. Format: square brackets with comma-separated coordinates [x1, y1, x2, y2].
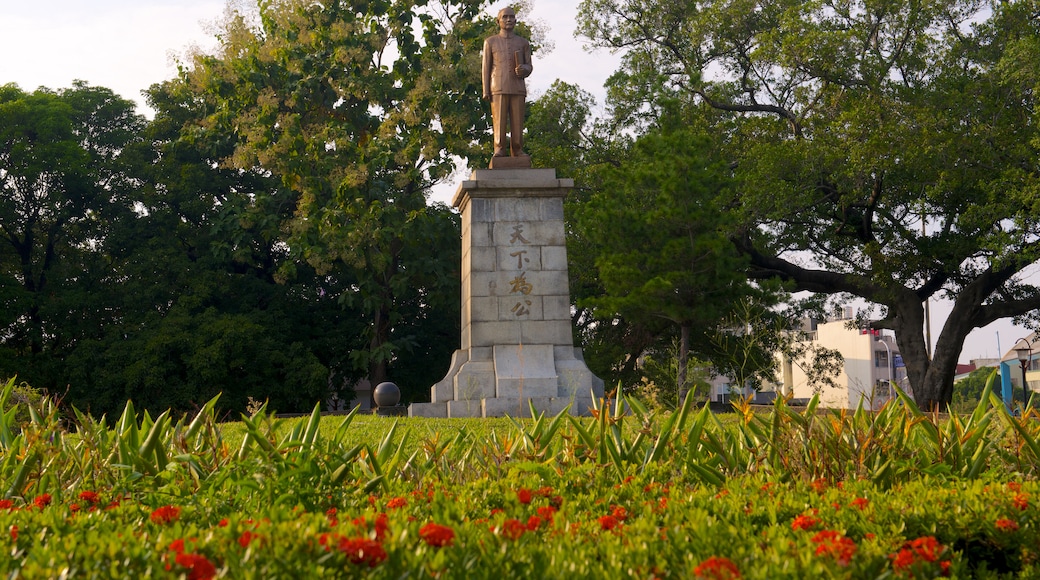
[482, 7, 533, 160]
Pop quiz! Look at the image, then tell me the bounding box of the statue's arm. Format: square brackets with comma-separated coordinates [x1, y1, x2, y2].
[482, 38, 493, 99]
[518, 41, 532, 78]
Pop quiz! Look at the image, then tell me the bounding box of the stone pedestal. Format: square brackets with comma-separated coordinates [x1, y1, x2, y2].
[409, 168, 604, 418]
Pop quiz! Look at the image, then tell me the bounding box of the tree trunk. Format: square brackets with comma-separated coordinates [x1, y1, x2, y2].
[677, 323, 690, 404]
[889, 290, 979, 411]
[368, 301, 391, 408]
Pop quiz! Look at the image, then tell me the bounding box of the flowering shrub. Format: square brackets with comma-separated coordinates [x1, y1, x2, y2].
[2, 387, 1040, 577]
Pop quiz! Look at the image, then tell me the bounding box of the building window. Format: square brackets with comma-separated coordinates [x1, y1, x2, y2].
[875, 350, 889, 368]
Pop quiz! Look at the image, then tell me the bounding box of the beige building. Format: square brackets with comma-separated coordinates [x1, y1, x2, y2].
[777, 316, 905, 409]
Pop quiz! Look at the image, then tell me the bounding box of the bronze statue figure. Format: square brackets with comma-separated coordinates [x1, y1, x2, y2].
[482, 7, 532, 161]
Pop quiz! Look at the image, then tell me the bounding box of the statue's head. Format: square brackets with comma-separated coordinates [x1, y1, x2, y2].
[497, 7, 517, 31]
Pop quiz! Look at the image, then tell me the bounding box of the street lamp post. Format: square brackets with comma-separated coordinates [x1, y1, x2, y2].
[1014, 339, 1032, 410]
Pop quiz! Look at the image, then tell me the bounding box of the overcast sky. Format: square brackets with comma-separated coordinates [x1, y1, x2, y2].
[1, 0, 1032, 364]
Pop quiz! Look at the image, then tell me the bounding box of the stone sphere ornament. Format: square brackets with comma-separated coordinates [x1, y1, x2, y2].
[373, 382, 401, 407]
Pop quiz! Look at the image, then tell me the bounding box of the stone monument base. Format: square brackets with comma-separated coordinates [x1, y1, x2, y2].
[410, 346, 602, 418]
[489, 155, 532, 169]
[408, 167, 604, 418]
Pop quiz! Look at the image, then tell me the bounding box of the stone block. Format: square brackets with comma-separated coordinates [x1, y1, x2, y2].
[471, 168, 558, 182]
[468, 198, 493, 222]
[482, 397, 556, 418]
[488, 156, 533, 170]
[447, 399, 483, 418]
[515, 321, 574, 346]
[542, 295, 571, 321]
[471, 247, 498, 272]
[489, 270, 567, 300]
[470, 272, 502, 297]
[454, 360, 496, 400]
[409, 402, 448, 418]
[497, 246, 540, 271]
[498, 296, 542, 321]
[460, 324, 471, 350]
[494, 197, 544, 222]
[469, 297, 499, 322]
[470, 320, 526, 347]
[469, 222, 493, 246]
[540, 246, 569, 271]
[492, 221, 565, 247]
[497, 377, 557, 399]
[470, 346, 494, 361]
[431, 350, 467, 402]
[493, 344, 558, 398]
[540, 197, 565, 221]
[493, 344, 557, 377]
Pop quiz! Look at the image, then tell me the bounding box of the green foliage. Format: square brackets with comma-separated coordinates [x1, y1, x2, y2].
[168, 0, 481, 390]
[576, 0, 1040, 410]
[0, 377, 44, 429]
[4, 381, 1040, 576]
[953, 367, 1001, 415]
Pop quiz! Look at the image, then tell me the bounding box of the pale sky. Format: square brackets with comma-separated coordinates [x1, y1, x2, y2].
[1, 0, 1032, 364]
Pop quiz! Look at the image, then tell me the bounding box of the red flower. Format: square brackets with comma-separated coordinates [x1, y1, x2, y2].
[598, 515, 620, 531]
[326, 507, 338, 526]
[386, 496, 407, 510]
[218, 518, 229, 527]
[517, 488, 533, 505]
[337, 536, 387, 567]
[150, 505, 181, 524]
[169, 539, 186, 554]
[174, 552, 217, 580]
[851, 497, 870, 510]
[0, 499, 12, 510]
[811, 479, 829, 493]
[499, 518, 526, 540]
[419, 522, 455, 547]
[791, 514, 820, 531]
[33, 494, 52, 509]
[238, 530, 261, 548]
[811, 530, 857, 566]
[526, 515, 543, 531]
[9, 525, 17, 542]
[996, 518, 1019, 532]
[69, 503, 81, 513]
[1007, 481, 1022, 493]
[537, 505, 557, 523]
[1012, 493, 1029, 510]
[611, 505, 629, 521]
[374, 513, 389, 541]
[77, 491, 101, 505]
[889, 536, 951, 576]
[693, 556, 741, 579]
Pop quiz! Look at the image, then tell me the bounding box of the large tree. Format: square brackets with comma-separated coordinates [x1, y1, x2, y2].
[172, 0, 486, 395]
[574, 122, 750, 399]
[0, 82, 145, 389]
[579, 0, 1040, 409]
